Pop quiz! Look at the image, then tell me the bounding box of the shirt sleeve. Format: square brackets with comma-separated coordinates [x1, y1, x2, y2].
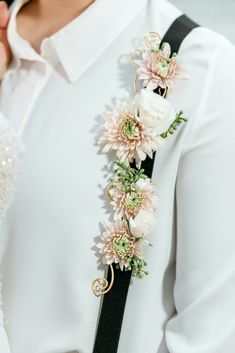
[0, 229, 11, 353]
[0, 325, 11, 353]
[165, 35, 235, 352]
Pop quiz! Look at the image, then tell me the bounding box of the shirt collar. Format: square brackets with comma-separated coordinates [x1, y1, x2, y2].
[7, 0, 148, 82]
[8, 0, 43, 71]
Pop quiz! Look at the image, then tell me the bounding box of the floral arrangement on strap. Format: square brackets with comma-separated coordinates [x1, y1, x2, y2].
[92, 32, 187, 296]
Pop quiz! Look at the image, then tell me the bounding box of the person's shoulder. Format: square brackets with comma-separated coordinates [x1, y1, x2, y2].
[181, 25, 235, 101]
[180, 27, 235, 152]
[150, 0, 235, 65]
[180, 25, 235, 64]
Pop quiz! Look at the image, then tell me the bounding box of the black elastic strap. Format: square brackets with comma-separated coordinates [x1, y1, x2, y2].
[6, 0, 14, 6]
[93, 14, 199, 353]
[161, 14, 199, 53]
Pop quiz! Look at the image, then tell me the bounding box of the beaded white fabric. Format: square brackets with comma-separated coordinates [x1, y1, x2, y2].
[0, 113, 24, 222]
[0, 113, 23, 331]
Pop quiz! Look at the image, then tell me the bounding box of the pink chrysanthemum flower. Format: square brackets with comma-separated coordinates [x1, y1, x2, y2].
[97, 221, 143, 271]
[98, 95, 164, 166]
[110, 178, 159, 219]
[135, 43, 183, 90]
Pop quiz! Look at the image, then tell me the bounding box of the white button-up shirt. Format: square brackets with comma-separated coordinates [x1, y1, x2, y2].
[1, 0, 235, 352]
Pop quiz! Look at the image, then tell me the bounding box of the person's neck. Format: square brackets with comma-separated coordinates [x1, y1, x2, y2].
[31, 0, 95, 20]
[16, 0, 95, 53]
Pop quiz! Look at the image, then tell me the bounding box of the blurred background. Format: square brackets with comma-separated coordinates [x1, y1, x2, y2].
[171, 0, 235, 43]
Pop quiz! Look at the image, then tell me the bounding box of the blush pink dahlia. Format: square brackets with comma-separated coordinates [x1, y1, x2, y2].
[110, 178, 158, 219]
[135, 43, 183, 90]
[97, 221, 143, 271]
[98, 95, 164, 166]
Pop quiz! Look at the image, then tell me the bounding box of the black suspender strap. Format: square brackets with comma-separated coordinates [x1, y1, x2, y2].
[6, 0, 14, 6]
[93, 14, 199, 353]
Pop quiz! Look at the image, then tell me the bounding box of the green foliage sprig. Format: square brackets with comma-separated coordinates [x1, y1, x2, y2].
[161, 111, 187, 139]
[110, 160, 147, 193]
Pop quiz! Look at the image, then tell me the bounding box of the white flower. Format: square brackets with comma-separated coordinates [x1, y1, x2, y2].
[137, 88, 176, 135]
[129, 209, 156, 238]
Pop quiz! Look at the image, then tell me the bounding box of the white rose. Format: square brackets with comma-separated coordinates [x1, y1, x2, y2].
[129, 209, 156, 238]
[137, 88, 176, 135]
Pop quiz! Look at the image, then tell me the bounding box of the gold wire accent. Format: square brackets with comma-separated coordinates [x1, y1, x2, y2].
[92, 264, 115, 296]
[162, 87, 168, 98]
[144, 32, 161, 50]
[133, 76, 139, 95]
[106, 184, 114, 202]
